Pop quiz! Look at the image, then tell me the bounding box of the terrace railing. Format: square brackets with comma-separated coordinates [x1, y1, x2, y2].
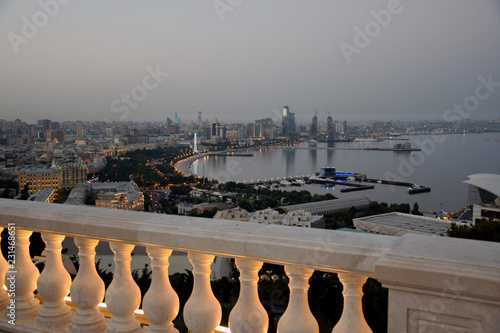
[0, 199, 499, 332]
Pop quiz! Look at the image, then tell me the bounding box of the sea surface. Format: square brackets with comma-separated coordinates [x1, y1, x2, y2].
[191, 133, 500, 213]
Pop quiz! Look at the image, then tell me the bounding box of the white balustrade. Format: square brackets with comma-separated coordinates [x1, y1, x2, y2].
[7, 229, 40, 320]
[36, 232, 72, 327]
[332, 274, 371, 333]
[0, 200, 498, 333]
[183, 252, 222, 333]
[69, 238, 106, 333]
[277, 266, 318, 333]
[143, 247, 179, 333]
[105, 242, 142, 333]
[229, 258, 268, 333]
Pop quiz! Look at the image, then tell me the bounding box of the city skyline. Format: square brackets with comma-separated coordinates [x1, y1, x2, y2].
[1, 1, 500, 123]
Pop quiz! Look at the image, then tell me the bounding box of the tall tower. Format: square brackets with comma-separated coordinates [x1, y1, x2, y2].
[282, 106, 290, 136]
[198, 110, 202, 123]
[327, 114, 334, 140]
[174, 112, 178, 124]
[283, 106, 289, 117]
[311, 113, 318, 138]
[193, 133, 198, 152]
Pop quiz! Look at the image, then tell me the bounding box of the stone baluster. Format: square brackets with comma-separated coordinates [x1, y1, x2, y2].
[143, 247, 179, 333]
[277, 266, 318, 333]
[105, 242, 142, 333]
[37, 233, 72, 327]
[332, 274, 371, 333]
[229, 258, 268, 333]
[69, 238, 106, 333]
[6, 229, 40, 320]
[0, 228, 10, 310]
[183, 252, 221, 333]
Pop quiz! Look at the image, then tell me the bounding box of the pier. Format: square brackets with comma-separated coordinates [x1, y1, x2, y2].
[240, 175, 430, 194]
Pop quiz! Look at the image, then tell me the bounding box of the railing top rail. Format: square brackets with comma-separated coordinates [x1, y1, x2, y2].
[2, 199, 500, 290]
[0, 199, 395, 276]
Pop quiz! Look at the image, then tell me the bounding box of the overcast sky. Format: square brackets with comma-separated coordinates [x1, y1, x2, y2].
[1, 0, 499, 124]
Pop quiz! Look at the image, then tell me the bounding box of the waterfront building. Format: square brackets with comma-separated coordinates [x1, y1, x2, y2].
[327, 114, 334, 140]
[463, 174, 500, 225]
[282, 106, 296, 137]
[311, 113, 318, 138]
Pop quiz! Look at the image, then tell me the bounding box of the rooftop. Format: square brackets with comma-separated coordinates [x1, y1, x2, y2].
[353, 212, 454, 235]
[279, 196, 370, 215]
[27, 187, 55, 202]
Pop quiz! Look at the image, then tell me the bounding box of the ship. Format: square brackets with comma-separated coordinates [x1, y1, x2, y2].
[366, 142, 421, 152]
[407, 184, 431, 194]
[354, 138, 381, 142]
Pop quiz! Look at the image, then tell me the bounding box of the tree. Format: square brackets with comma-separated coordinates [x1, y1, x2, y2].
[0, 178, 15, 198]
[143, 191, 151, 212]
[237, 199, 254, 212]
[448, 219, 500, 242]
[19, 182, 31, 200]
[53, 188, 71, 204]
[411, 203, 423, 216]
[170, 185, 192, 199]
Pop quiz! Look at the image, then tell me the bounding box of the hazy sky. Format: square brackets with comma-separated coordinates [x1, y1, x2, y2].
[1, 0, 499, 124]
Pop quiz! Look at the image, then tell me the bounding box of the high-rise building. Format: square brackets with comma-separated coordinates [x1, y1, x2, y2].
[327, 115, 334, 140]
[76, 125, 86, 138]
[198, 111, 202, 123]
[174, 112, 179, 124]
[193, 133, 198, 152]
[311, 114, 318, 138]
[120, 125, 130, 136]
[254, 118, 273, 138]
[37, 119, 52, 130]
[46, 129, 65, 143]
[282, 106, 296, 137]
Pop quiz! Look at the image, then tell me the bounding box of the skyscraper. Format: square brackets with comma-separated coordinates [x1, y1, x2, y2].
[311, 114, 318, 138]
[282, 106, 296, 137]
[174, 112, 178, 124]
[198, 111, 202, 123]
[327, 115, 334, 140]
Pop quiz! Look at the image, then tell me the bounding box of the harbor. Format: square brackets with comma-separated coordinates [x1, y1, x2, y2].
[239, 167, 430, 195]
